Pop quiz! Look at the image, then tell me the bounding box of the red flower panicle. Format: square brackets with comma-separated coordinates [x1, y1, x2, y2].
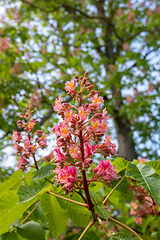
[13, 73, 117, 193]
[51, 73, 117, 192]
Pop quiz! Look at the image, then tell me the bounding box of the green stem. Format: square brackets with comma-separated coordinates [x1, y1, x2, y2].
[47, 190, 88, 208]
[78, 219, 95, 240]
[103, 175, 126, 205]
[109, 216, 143, 240]
[98, 218, 111, 236]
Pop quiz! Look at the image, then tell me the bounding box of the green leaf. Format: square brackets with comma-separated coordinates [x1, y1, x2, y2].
[58, 193, 90, 227]
[157, 231, 160, 240]
[126, 163, 160, 204]
[141, 215, 155, 234]
[112, 175, 128, 193]
[17, 186, 41, 203]
[106, 233, 133, 240]
[113, 158, 128, 173]
[145, 161, 160, 175]
[17, 221, 45, 240]
[95, 204, 111, 221]
[40, 193, 69, 239]
[0, 190, 39, 235]
[49, 187, 90, 227]
[0, 232, 9, 240]
[89, 190, 100, 204]
[0, 232, 19, 240]
[32, 164, 54, 180]
[0, 170, 23, 196]
[89, 182, 103, 192]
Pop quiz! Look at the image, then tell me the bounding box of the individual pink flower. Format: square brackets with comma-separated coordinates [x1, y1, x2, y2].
[54, 148, 69, 163]
[131, 201, 138, 209]
[24, 137, 31, 150]
[89, 94, 104, 110]
[100, 120, 109, 133]
[55, 165, 77, 184]
[93, 159, 117, 182]
[54, 96, 66, 111]
[130, 209, 137, 216]
[102, 108, 108, 119]
[27, 121, 35, 132]
[135, 217, 142, 225]
[44, 151, 54, 162]
[12, 131, 22, 143]
[37, 132, 47, 142]
[60, 121, 70, 138]
[90, 119, 100, 132]
[17, 155, 29, 170]
[64, 110, 73, 121]
[34, 130, 44, 136]
[14, 143, 24, 153]
[97, 135, 116, 157]
[139, 158, 146, 163]
[19, 155, 29, 164]
[78, 106, 90, 122]
[31, 145, 37, 152]
[39, 141, 47, 149]
[52, 121, 70, 139]
[65, 79, 76, 95]
[17, 163, 25, 170]
[84, 142, 96, 158]
[69, 143, 81, 160]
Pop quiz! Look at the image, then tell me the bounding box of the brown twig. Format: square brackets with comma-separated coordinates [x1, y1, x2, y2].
[109, 216, 143, 240]
[47, 190, 88, 208]
[78, 219, 95, 240]
[20, 201, 40, 224]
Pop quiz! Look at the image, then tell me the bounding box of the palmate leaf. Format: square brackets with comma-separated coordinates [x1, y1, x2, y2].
[0, 170, 23, 196]
[0, 190, 39, 235]
[17, 185, 51, 203]
[95, 204, 111, 221]
[126, 163, 160, 204]
[56, 192, 90, 227]
[17, 221, 45, 240]
[17, 186, 41, 203]
[32, 164, 54, 180]
[145, 161, 160, 175]
[40, 193, 69, 239]
[89, 190, 100, 204]
[106, 233, 133, 240]
[112, 158, 128, 173]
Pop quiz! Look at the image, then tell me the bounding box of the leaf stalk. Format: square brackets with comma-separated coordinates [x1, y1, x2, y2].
[47, 190, 88, 207]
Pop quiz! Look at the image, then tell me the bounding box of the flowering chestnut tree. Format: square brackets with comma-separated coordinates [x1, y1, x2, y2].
[0, 74, 160, 240]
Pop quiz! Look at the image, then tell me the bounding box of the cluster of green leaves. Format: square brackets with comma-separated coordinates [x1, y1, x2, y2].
[0, 158, 160, 239]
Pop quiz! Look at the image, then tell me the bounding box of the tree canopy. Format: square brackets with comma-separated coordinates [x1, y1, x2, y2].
[0, 0, 160, 164]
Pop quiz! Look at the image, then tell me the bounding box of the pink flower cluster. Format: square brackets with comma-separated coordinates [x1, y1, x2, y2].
[51, 73, 117, 192]
[12, 108, 52, 170]
[92, 160, 117, 183]
[12, 73, 117, 194]
[129, 183, 160, 225]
